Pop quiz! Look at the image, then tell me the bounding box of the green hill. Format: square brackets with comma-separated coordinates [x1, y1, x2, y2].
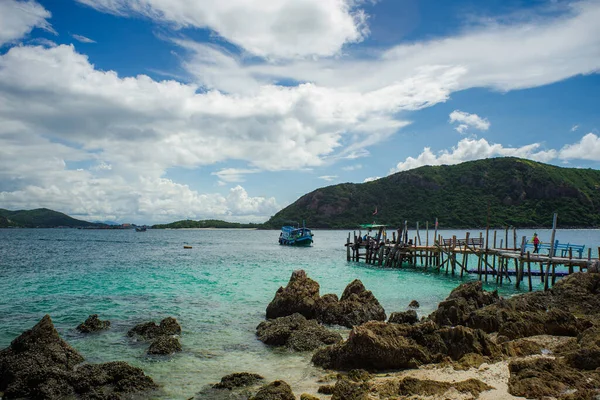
[152, 219, 260, 229]
[264, 157, 600, 229]
[0, 208, 98, 228]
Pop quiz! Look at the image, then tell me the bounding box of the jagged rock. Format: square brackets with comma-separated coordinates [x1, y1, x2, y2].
[76, 314, 111, 333]
[317, 385, 334, 394]
[331, 376, 369, 400]
[213, 372, 264, 390]
[316, 280, 386, 328]
[265, 270, 321, 320]
[565, 326, 600, 370]
[466, 295, 590, 340]
[388, 310, 418, 325]
[300, 394, 319, 400]
[127, 316, 181, 340]
[588, 260, 600, 273]
[256, 313, 342, 351]
[394, 377, 494, 397]
[312, 320, 500, 371]
[251, 380, 295, 400]
[508, 358, 600, 399]
[429, 281, 499, 326]
[0, 315, 156, 399]
[147, 335, 182, 355]
[72, 361, 157, 395]
[408, 300, 420, 308]
[502, 338, 543, 357]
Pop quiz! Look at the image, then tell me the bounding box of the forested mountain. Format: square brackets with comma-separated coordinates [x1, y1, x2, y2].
[264, 158, 600, 229]
[0, 208, 98, 228]
[152, 220, 260, 229]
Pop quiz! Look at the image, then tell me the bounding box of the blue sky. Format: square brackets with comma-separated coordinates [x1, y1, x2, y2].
[0, 0, 599, 223]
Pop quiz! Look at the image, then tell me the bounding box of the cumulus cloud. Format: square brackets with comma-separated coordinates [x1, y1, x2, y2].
[363, 176, 380, 183]
[559, 133, 600, 161]
[391, 138, 558, 173]
[75, 0, 369, 59]
[0, 0, 54, 46]
[72, 34, 96, 43]
[449, 110, 490, 134]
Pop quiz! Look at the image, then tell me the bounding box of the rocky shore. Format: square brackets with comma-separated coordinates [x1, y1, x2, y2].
[1, 270, 599, 399]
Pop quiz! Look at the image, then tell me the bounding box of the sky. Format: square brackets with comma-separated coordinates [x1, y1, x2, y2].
[0, 0, 599, 224]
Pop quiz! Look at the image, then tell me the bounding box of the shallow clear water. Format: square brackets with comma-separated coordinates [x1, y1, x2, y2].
[0, 228, 598, 399]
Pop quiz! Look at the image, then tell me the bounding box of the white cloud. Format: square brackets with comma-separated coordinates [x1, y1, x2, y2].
[318, 175, 338, 182]
[391, 138, 558, 173]
[212, 168, 260, 183]
[571, 124, 579, 132]
[559, 132, 600, 161]
[342, 164, 362, 171]
[0, 0, 54, 46]
[72, 34, 96, 43]
[449, 110, 490, 134]
[363, 176, 380, 183]
[75, 0, 369, 59]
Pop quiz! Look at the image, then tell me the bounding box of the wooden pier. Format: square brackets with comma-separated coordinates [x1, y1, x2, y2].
[345, 216, 598, 291]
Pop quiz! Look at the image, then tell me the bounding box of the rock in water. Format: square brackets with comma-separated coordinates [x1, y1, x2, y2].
[408, 300, 420, 308]
[76, 314, 111, 333]
[148, 335, 182, 355]
[256, 313, 342, 351]
[128, 316, 182, 340]
[266, 270, 321, 319]
[388, 310, 418, 325]
[213, 372, 264, 390]
[0, 314, 156, 399]
[251, 380, 295, 400]
[312, 320, 500, 371]
[317, 280, 386, 327]
[429, 281, 499, 326]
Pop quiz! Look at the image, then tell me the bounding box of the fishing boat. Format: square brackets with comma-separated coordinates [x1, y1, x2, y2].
[135, 227, 147, 232]
[279, 222, 313, 247]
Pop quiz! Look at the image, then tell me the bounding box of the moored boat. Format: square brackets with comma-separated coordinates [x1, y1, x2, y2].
[135, 227, 147, 232]
[279, 222, 313, 247]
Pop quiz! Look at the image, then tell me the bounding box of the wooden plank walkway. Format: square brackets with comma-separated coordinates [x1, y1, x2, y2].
[345, 220, 598, 291]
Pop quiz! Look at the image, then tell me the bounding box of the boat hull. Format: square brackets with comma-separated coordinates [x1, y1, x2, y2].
[279, 237, 313, 247]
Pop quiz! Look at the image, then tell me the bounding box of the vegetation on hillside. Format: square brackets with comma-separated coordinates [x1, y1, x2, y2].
[152, 219, 260, 229]
[264, 157, 600, 229]
[0, 208, 98, 228]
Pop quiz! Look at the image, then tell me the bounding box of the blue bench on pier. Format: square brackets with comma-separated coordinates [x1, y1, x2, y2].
[525, 240, 586, 258]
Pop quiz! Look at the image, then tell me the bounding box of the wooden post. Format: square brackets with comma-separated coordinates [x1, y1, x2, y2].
[568, 248, 573, 274]
[451, 235, 457, 275]
[461, 232, 470, 278]
[527, 252, 532, 291]
[545, 213, 558, 290]
[513, 227, 517, 250]
[392, 231, 396, 243]
[404, 221, 408, 244]
[347, 233, 351, 261]
[416, 222, 421, 246]
[425, 221, 429, 269]
[504, 226, 509, 249]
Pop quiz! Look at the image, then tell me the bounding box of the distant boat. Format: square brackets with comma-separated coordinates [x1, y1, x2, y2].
[135, 227, 147, 232]
[279, 222, 313, 247]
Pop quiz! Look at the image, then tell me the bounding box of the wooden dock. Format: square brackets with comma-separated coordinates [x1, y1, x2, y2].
[345, 217, 598, 291]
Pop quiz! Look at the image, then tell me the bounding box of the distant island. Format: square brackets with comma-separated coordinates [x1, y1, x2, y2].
[0, 208, 100, 228]
[263, 157, 600, 229]
[151, 220, 261, 229]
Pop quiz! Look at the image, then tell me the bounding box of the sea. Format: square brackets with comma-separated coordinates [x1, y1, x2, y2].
[0, 228, 598, 399]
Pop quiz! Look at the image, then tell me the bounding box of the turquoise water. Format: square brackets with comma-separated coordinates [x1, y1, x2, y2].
[0, 228, 598, 399]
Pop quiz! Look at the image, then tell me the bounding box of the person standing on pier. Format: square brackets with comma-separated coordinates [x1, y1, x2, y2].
[533, 233, 540, 253]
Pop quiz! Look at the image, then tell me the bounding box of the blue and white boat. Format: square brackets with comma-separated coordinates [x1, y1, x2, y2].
[279, 222, 313, 247]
